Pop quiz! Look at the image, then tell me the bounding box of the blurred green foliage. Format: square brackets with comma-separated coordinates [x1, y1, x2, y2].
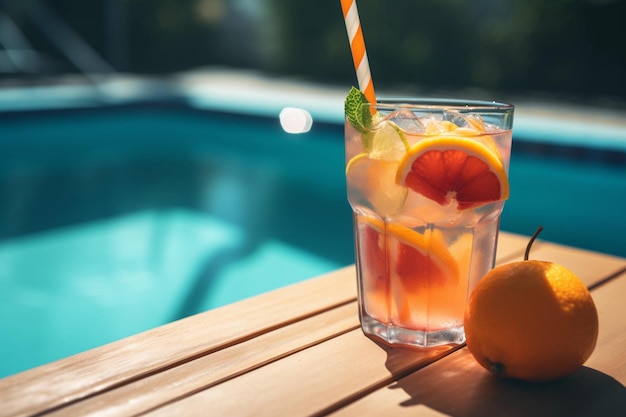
[269, 0, 626, 101]
[2, 0, 625, 102]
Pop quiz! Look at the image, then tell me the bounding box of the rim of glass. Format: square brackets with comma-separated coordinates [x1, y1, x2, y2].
[371, 98, 514, 112]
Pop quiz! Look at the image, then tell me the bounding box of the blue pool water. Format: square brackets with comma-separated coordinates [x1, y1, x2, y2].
[1, 90, 625, 378]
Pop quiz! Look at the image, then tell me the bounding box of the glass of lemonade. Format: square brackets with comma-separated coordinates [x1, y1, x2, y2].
[345, 91, 514, 348]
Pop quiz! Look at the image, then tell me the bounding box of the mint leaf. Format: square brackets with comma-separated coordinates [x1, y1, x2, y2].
[344, 86, 372, 134]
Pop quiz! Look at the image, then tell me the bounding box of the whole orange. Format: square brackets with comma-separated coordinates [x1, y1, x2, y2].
[464, 259, 599, 382]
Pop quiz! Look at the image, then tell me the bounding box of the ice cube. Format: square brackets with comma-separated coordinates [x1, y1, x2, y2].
[443, 110, 485, 131]
[385, 108, 425, 133]
[443, 110, 470, 127]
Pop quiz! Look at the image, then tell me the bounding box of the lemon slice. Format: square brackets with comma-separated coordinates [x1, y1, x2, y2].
[364, 120, 409, 161]
[346, 153, 407, 216]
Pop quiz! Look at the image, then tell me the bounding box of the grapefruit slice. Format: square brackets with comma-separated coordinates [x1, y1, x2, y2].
[356, 215, 462, 328]
[356, 215, 459, 289]
[396, 136, 509, 210]
[386, 223, 460, 288]
[448, 232, 474, 280]
[356, 215, 389, 322]
[385, 222, 461, 329]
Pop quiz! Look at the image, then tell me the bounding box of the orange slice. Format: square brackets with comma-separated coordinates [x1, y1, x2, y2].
[396, 136, 509, 210]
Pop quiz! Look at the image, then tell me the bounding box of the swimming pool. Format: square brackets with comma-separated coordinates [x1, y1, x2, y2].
[1, 78, 625, 377]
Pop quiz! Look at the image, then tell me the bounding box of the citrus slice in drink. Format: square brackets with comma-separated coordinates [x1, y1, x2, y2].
[385, 223, 460, 329]
[364, 120, 409, 161]
[386, 224, 460, 288]
[356, 214, 389, 322]
[346, 153, 407, 216]
[396, 136, 509, 210]
[356, 215, 461, 327]
[448, 232, 474, 280]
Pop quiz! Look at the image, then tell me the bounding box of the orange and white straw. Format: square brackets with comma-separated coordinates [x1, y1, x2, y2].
[340, 0, 376, 106]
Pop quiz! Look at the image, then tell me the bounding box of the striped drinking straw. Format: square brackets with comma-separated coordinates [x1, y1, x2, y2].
[340, 0, 377, 107]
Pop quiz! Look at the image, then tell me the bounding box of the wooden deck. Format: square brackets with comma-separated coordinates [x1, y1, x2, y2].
[2, 231, 625, 417]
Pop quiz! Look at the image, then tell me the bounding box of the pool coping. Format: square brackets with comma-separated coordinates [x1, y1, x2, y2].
[1, 70, 626, 152]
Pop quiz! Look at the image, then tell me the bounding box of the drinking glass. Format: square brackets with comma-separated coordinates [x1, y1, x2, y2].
[345, 99, 514, 347]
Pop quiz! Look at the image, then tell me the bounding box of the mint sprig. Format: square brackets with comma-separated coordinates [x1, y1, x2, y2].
[344, 87, 372, 134]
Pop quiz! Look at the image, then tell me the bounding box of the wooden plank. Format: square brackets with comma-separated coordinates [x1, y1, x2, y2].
[526, 241, 626, 289]
[493, 232, 626, 289]
[0, 266, 356, 417]
[332, 347, 626, 417]
[144, 329, 461, 417]
[495, 231, 533, 263]
[585, 271, 626, 382]
[331, 274, 626, 416]
[43, 303, 360, 417]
